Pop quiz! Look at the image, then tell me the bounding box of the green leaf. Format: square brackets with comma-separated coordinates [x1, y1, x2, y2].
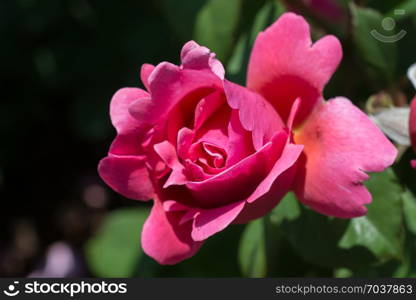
[238, 219, 267, 277]
[339, 169, 405, 262]
[402, 189, 416, 235]
[350, 3, 397, 84]
[85, 207, 149, 277]
[239, 215, 282, 277]
[193, 0, 242, 61]
[276, 195, 374, 269]
[270, 192, 300, 224]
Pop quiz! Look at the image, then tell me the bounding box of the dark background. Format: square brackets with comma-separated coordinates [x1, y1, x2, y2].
[0, 0, 184, 276]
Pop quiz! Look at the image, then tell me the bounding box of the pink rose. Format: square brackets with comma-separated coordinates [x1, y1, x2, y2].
[410, 98, 416, 168]
[98, 13, 397, 264]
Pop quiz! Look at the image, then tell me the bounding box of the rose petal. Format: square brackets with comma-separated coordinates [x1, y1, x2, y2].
[226, 110, 256, 166]
[110, 87, 149, 134]
[98, 155, 154, 201]
[247, 12, 342, 125]
[186, 131, 288, 208]
[140, 63, 155, 91]
[109, 88, 151, 155]
[223, 80, 285, 150]
[130, 62, 221, 125]
[194, 91, 225, 131]
[294, 97, 397, 218]
[191, 201, 245, 241]
[142, 199, 202, 265]
[233, 140, 303, 223]
[181, 41, 225, 79]
[154, 141, 188, 188]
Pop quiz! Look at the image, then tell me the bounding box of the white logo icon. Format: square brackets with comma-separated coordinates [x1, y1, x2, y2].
[371, 10, 407, 43]
[3, 281, 20, 297]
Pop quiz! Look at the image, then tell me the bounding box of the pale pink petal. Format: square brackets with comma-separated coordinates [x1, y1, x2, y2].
[110, 87, 149, 134]
[181, 41, 225, 79]
[294, 98, 397, 218]
[109, 88, 151, 155]
[140, 63, 155, 91]
[192, 201, 245, 241]
[98, 155, 154, 201]
[247, 13, 342, 125]
[223, 80, 285, 150]
[142, 200, 202, 265]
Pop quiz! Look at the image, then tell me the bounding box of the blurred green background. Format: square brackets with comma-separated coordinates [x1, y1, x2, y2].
[1, 0, 416, 277]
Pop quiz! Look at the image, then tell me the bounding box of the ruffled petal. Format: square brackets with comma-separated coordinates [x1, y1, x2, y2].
[142, 199, 202, 265]
[294, 98, 397, 218]
[191, 201, 245, 241]
[154, 141, 187, 188]
[223, 80, 285, 150]
[247, 12, 342, 125]
[98, 155, 154, 201]
[129, 63, 221, 126]
[109, 88, 151, 155]
[186, 131, 288, 208]
[110, 87, 149, 134]
[181, 41, 225, 79]
[140, 63, 155, 91]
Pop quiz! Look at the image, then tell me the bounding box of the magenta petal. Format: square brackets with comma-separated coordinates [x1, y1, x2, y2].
[247, 143, 303, 204]
[194, 91, 225, 131]
[411, 160, 416, 169]
[140, 63, 155, 91]
[130, 62, 221, 125]
[186, 131, 287, 207]
[234, 140, 303, 223]
[226, 110, 255, 166]
[181, 41, 225, 79]
[163, 200, 189, 212]
[98, 155, 154, 201]
[247, 13, 342, 124]
[294, 98, 398, 218]
[142, 200, 202, 265]
[192, 201, 245, 241]
[223, 80, 285, 150]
